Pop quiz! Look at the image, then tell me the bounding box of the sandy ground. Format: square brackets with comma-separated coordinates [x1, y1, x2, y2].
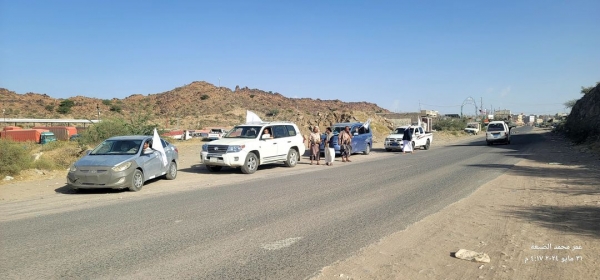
[313, 129, 600, 280]
[2, 129, 598, 279]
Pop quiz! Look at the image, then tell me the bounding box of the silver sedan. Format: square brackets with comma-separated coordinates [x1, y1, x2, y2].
[67, 136, 178, 191]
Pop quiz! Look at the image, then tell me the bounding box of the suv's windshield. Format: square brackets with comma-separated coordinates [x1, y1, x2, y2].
[394, 128, 406, 134]
[90, 140, 142, 155]
[224, 126, 262, 138]
[332, 126, 347, 135]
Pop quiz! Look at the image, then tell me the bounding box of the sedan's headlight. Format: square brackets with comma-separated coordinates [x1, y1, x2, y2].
[112, 162, 132, 172]
[227, 145, 245, 153]
[69, 165, 77, 172]
[202, 143, 208, 152]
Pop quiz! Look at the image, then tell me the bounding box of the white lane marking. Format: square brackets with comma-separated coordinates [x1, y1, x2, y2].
[261, 237, 303, 250]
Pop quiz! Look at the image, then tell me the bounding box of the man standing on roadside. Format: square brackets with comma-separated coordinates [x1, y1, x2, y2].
[338, 126, 353, 162]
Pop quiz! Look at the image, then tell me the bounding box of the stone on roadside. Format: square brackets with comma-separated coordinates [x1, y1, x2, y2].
[3, 176, 14, 181]
[454, 249, 491, 263]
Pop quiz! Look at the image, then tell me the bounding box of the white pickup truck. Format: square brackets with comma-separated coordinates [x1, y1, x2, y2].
[464, 122, 481, 135]
[207, 128, 227, 140]
[384, 125, 433, 151]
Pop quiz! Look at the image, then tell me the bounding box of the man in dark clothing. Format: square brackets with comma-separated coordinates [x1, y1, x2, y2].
[402, 127, 414, 154]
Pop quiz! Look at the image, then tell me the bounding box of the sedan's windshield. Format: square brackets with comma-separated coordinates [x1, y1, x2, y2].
[224, 126, 262, 138]
[90, 140, 142, 155]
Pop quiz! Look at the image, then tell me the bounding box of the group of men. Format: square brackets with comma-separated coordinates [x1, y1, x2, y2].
[307, 125, 354, 165]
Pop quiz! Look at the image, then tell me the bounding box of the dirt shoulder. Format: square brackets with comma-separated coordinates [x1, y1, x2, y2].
[313, 129, 600, 280]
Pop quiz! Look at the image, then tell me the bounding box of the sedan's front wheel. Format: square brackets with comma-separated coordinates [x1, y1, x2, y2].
[129, 169, 144, 192]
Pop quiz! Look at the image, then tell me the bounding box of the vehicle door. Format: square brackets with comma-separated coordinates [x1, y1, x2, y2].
[259, 126, 279, 162]
[141, 142, 162, 180]
[351, 125, 364, 153]
[158, 139, 173, 172]
[272, 125, 292, 160]
[415, 127, 425, 146]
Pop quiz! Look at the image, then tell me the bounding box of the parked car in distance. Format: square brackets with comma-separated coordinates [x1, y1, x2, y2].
[207, 128, 228, 140]
[319, 122, 373, 155]
[464, 122, 481, 135]
[486, 121, 511, 145]
[201, 121, 305, 174]
[67, 136, 179, 192]
[384, 125, 433, 151]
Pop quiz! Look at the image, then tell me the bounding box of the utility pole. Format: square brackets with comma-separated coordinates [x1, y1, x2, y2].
[96, 104, 100, 120]
[480, 97, 483, 117]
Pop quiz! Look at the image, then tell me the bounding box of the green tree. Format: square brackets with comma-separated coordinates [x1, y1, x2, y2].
[102, 99, 112, 106]
[581, 81, 599, 94]
[564, 99, 578, 109]
[109, 104, 122, 113]
[79, 118, 131, 145]
[56, 99, 75, 114]
[200, 94, 209, 100]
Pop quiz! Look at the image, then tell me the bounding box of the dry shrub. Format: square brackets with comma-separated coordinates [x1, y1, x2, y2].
[41, 143, 85, 169]
[31, 157, 56, 170]
[0, 139, 33, 176]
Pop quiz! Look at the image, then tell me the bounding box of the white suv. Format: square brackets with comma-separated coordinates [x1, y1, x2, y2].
[486, 121, 511, 145]
[201, 122, 306, 174]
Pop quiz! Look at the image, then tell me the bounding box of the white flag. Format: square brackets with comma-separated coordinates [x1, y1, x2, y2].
[363, 118, 372, 129]
[152, 128, 168, 166]
[246, 110, 263, 123]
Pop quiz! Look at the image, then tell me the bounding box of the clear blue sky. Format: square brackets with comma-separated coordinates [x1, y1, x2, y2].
[1, 0, 599, 115]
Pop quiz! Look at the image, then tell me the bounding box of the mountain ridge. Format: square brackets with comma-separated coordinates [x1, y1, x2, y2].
[1, 81, 395, 139]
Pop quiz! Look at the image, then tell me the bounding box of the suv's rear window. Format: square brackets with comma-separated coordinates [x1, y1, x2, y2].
[285, 125, 297, 136]
[488, 123, 505, 132]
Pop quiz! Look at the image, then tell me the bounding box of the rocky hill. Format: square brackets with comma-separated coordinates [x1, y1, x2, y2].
[565, 83, 600, 145]
[0, 81, 395, 140]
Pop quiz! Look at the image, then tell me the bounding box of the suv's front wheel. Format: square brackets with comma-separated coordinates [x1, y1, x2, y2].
[284, 148, 298, 167]
[241, 152, 258, 174]
[363, 144, 371, 155]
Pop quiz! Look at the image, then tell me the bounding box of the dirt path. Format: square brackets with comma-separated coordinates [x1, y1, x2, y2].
[313, 129, 600, 280]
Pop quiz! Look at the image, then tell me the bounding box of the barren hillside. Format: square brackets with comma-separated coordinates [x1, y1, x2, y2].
[0, 82, 395, 141]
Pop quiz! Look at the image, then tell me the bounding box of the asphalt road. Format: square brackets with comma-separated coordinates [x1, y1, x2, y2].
[0, 126, 540, 279]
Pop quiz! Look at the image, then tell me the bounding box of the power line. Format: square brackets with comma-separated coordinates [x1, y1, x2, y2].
[419, 102, 461, 108]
